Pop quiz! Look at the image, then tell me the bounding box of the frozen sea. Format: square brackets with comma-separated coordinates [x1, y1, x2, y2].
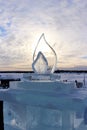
[0, 72, 87, 130]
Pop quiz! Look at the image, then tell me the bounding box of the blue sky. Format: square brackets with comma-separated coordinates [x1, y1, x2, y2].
[0, 0, 87, 70]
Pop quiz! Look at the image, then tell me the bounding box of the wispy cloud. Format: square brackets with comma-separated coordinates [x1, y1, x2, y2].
[0, 0, 87, 70]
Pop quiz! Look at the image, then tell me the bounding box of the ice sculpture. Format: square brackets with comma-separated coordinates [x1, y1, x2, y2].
[32, 51, 48, 74]
[32, 33, 57, 74]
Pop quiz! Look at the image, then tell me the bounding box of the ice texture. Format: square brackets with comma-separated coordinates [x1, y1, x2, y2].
[1, 73, 87, 130]
[4, 102, 26, 130]
[32, 51, 48, 74]
[4, 96, 87, 130]
[33, 33, 57, 73]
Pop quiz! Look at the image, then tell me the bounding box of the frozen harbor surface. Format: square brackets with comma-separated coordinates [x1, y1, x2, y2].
[0, 73, 87, 130]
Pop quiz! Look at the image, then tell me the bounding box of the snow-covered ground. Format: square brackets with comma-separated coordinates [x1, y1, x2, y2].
[0, 72, 87, 83]
[0, 73, 87, 130]
[60, 73, 87, 82]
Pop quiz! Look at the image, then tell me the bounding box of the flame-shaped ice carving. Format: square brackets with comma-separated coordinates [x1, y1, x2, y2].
[32, 33, 57, 73]
[32, 51, 48, 74]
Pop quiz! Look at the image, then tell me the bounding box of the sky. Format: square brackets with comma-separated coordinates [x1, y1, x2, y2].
[0, 0, 87, 71]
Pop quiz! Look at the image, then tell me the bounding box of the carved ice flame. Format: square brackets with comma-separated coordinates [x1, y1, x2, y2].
[32, 33, 57, 74]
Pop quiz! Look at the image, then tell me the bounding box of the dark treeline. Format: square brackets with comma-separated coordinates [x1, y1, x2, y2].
[0, 70, 87, 73]
[55, 70, 87, 73]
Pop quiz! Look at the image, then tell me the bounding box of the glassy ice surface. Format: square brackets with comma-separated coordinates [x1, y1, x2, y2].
[1, 73, 87, 130]
[32, 33, 57, 74]
[32, 51, 48, 74]
[3, 93, 87, 130]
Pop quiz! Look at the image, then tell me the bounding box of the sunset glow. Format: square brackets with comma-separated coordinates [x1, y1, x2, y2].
[0, 0, 87, 70]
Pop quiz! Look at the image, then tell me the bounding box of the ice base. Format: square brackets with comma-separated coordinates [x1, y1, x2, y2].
[1, 80, 87, 130]
[4, 102, 75, 130]
[4, 101, 87, 130]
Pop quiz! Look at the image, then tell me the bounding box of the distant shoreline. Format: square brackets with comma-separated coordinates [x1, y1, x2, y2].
[0, 70, 87, 73]
[55, 70, 87, 73]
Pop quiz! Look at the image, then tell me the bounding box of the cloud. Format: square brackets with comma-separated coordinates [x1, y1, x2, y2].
[0, 26, 7, 36]
[0, 0, 87, 70]
[81, 56, 87, 59]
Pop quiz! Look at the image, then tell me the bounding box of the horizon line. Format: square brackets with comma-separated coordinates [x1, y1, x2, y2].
[0, 70, 87, 73]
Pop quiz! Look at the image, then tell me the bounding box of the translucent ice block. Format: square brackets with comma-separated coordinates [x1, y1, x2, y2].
[32, 51, 48, 74]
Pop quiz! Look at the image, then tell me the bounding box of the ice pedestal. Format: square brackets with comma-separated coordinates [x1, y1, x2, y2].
[4, 102, 74, 130]
[4, 102, 87, 130]
[2, 80, 87, 130]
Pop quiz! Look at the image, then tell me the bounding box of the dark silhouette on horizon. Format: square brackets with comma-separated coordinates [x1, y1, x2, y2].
[0, 69, 87, 73]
